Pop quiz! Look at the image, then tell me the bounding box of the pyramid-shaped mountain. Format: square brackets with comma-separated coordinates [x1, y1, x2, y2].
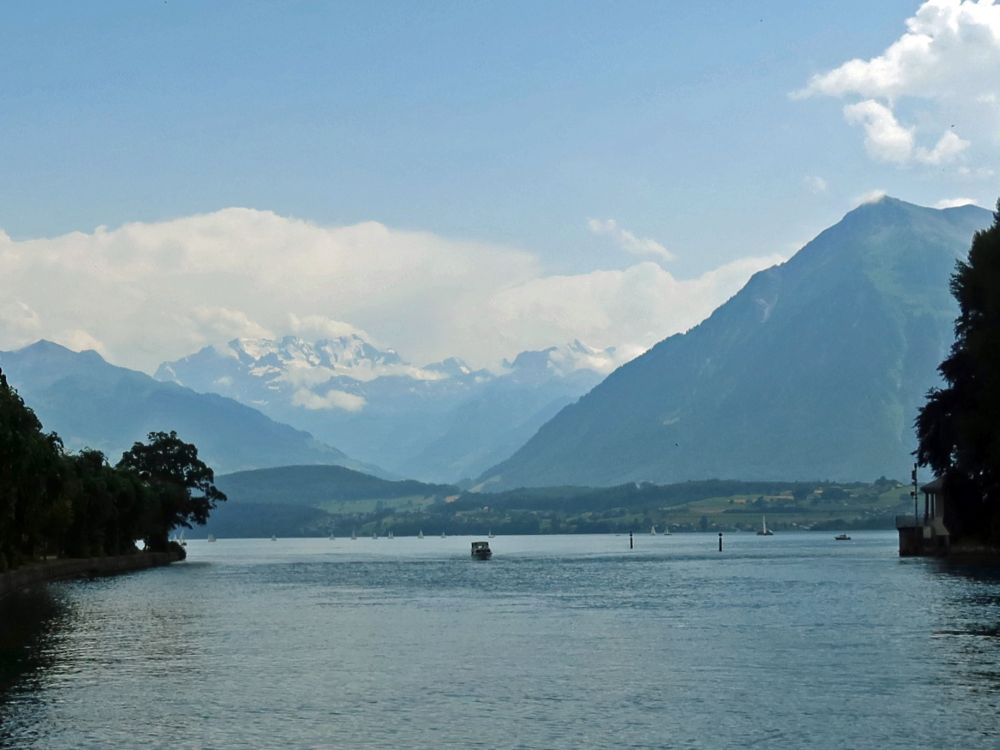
[479, 198, 993, 489]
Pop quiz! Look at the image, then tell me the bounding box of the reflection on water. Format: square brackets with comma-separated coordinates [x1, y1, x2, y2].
[2, 533, 1000, 749]
[0, 587, 64, 695]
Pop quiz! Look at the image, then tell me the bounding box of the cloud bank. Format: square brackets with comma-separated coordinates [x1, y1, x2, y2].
[797, 0, 1000, 171]
[0, 209, 782, 372]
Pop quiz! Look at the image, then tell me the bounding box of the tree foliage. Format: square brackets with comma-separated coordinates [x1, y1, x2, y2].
[117, 431, 226, 551]
[917, 199, 1000, 544]
[0, 369, 223, 570]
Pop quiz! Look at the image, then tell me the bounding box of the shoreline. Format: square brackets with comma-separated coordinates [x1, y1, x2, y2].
[0, 550, 183, 600]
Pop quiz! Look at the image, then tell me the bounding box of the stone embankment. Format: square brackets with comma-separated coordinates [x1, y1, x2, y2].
[0, 550, 182, 599]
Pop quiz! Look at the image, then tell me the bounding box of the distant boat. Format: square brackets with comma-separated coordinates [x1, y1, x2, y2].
[440, 531, 446, 538]
[650, 525, 657, 535]
[270, 534, 277, 541]
[471, 541, 492, 560]
[329, 533, 335, 540]
[757, 516, 774, 536]
[387, 531, 394, 539]
[351, 529, 357, 540]
[207, 534, 216, 543]
[418, 530, 424, 539]
[835, 533, 851, 541]
[372, 531, 378, 540]
[488, 530, 495, 539]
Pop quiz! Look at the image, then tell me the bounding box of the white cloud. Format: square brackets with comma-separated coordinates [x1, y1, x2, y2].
[0, 208, 783, 373]
[842, 99, 969, 165]
[291, 387, 367, 413]
[934, 196, 979, 208]
[587, 218, 675, 262]
[190, 306, 274, 342]
[488, 255, 785, 358]
[843, 100, 916, 163]
[287, 314, 369, 342]
[797, 0, 1000, 170]
[804, 175, 828, 193]
[855, 189, 888, 205]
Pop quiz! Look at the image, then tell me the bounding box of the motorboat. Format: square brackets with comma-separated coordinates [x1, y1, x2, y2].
[471, 541, 493, 560]
[834, 533, 851, 541]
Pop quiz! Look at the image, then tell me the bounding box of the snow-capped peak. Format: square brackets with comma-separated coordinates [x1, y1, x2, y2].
[503, 340, 631, 378]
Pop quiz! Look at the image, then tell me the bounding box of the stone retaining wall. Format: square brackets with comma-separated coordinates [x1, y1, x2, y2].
[0, 551, 182, 599]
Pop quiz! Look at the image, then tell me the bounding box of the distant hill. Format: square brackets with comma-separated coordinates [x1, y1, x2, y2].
[0, 341, 380, 476]
[199, 464, 459, 538]
[479, 198, 993, 489]
[214, 464, 459, 506]
[194, 466, 908, 538]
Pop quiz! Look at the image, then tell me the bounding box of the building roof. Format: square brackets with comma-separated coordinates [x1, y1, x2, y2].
[921, 476, 945, 493]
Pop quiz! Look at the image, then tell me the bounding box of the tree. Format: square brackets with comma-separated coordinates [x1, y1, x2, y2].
[916, 199, 1000, 544]
[117, 431, 226, 550]
[0, 368, 64, 569]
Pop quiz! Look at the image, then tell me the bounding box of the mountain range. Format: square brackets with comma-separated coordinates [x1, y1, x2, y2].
[0, 341, 379, 476]
[3, 197, 987, 491]
[155, 336, 620, 481]
[478, 198, 993, 489]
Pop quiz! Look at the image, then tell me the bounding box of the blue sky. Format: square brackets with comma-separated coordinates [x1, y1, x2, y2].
[1, 1, 998, 369]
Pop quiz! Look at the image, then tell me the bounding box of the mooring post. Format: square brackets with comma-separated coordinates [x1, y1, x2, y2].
[629, 531, 633, 550]
[718, 532, 723, 552]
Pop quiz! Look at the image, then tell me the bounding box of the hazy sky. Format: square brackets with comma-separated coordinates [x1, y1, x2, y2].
[1, 1, 998, 371]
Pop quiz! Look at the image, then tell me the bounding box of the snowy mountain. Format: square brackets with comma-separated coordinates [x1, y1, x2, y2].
[155, 335, 628, 481]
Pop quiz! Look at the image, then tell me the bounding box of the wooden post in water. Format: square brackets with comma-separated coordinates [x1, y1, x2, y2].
[718, 532, 723, 552]
[629, 531, 633, 550]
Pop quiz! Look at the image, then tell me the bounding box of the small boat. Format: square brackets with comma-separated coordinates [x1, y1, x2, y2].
[756, 515, 774, 536]
[440, 531, 446, 538]
[418, 530, 424, 539]
[351, 529, 357, 540]
[650, 525, 658, 535]
[488, 530, 495, 539]
[270, 534, 277, 541]
[387, 531, 394, 540]
[471, 541, 492, 560]
[835, 533, 851, 541]
[207, 534, 216, 543]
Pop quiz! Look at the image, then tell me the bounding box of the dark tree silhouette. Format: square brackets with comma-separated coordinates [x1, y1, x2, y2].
[0, 369, 64, 569]
[117, 431, 227, 550]
[917, 199, 1000, 545]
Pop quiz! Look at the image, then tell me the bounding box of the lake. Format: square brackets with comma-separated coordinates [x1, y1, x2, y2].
[2, 532, 999, 749]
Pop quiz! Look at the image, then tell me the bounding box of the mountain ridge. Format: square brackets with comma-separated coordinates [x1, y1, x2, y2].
[478, 198, 993, 489]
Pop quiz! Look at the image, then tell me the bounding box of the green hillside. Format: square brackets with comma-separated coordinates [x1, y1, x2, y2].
[194, 464, 911, 538]
[478, 198, 991, 489]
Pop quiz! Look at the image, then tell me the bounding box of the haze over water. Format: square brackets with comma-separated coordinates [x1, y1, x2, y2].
[2, 533, 999, 749]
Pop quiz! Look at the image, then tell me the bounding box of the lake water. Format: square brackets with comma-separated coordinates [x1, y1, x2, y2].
[2, 532, 1000, 749]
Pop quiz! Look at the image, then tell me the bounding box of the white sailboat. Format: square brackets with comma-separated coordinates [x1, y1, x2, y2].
[351, 529, 357, 540]
[757, 515, 774, 536]
[650, 525, 657, 535]
[418, 530, 424, 539]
